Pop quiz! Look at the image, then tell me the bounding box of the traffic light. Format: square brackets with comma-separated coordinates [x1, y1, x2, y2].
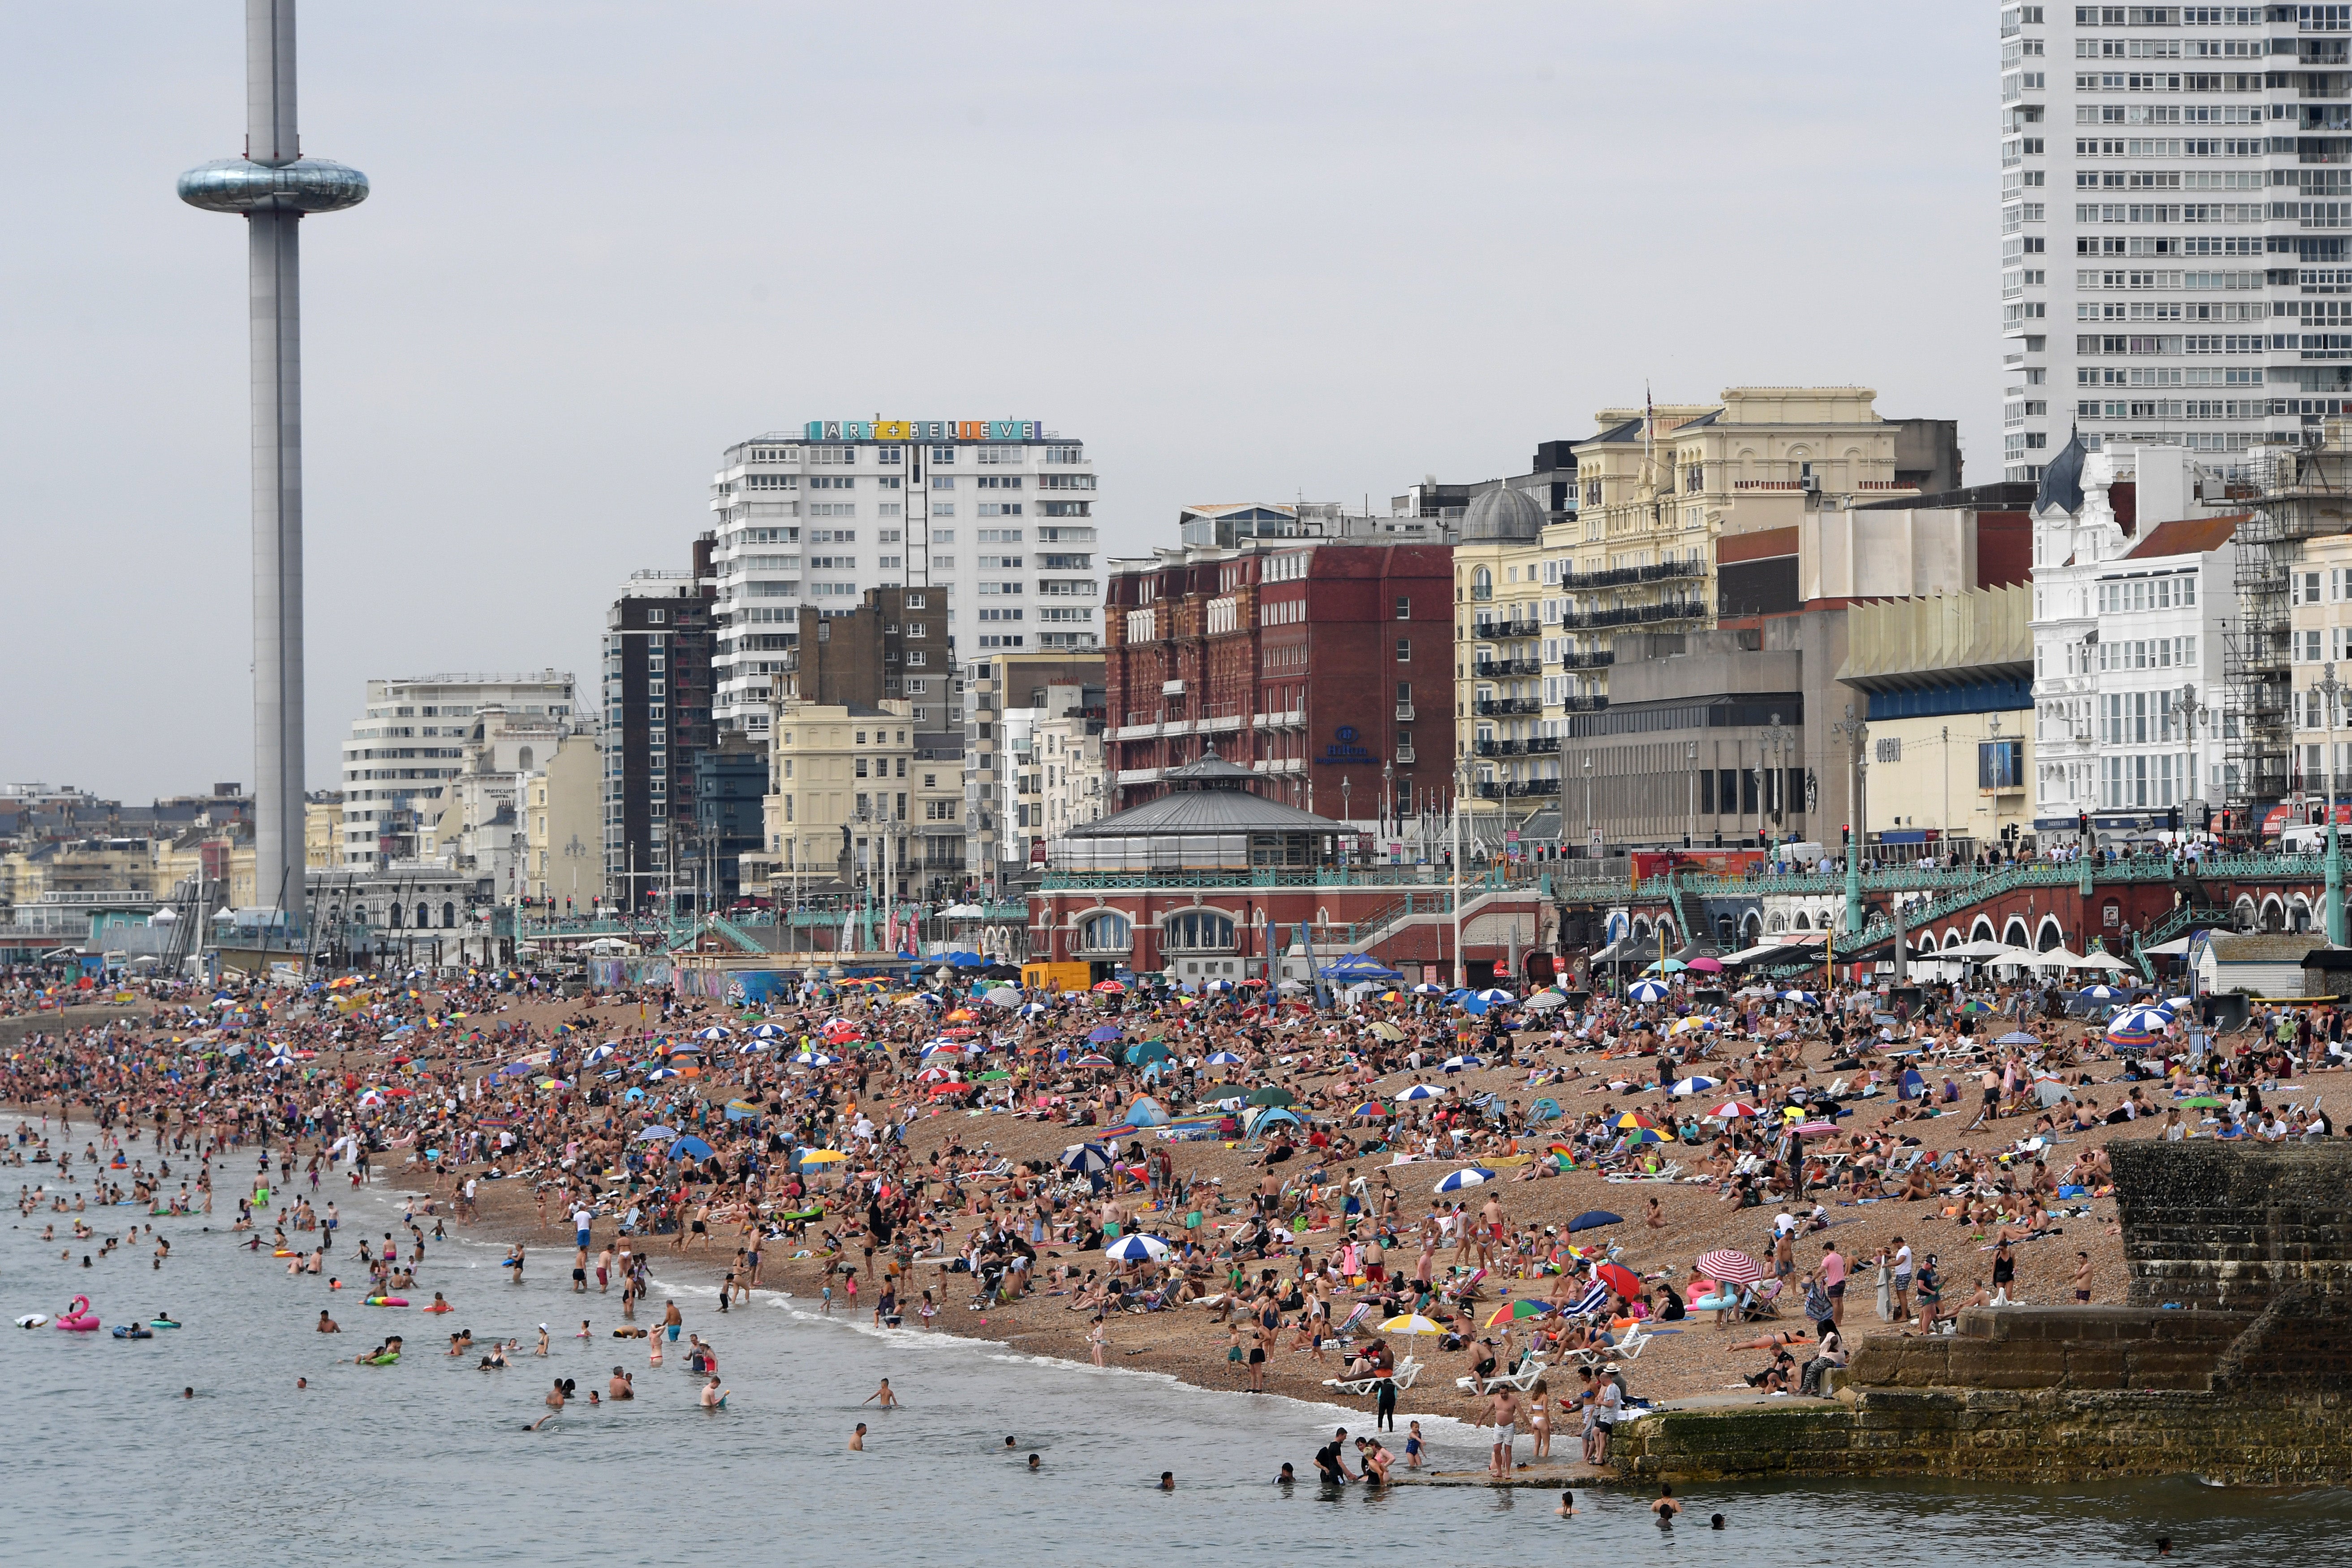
[1840, 824, 1851, 847]
[2077, 811, 2090, 842]
[2167, 806, 2182, 834]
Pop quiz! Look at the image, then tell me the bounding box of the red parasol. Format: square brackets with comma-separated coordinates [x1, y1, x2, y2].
[1596, 1262, 1643, 1299]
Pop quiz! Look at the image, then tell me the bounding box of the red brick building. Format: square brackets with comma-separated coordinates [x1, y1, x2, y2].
[1103, 536, 1453, 829]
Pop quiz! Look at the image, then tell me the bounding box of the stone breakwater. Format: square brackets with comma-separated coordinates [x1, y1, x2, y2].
[1613, 1142, 2352, 1486]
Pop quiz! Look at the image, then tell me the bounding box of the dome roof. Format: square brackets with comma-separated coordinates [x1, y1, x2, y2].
[1460, 486, 1546, 543]
[2035, 431, 2088, 517]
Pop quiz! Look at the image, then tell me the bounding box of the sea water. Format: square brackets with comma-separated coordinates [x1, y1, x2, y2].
[4, 1181, 2347, 1566]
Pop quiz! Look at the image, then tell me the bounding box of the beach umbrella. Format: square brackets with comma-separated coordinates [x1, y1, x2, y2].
[1597, 1262, 1644, 1299]
[1792, 1120, 1838, 1137]
[984, 987, 1022, 1007]
[1434, 1167, 1496, 1193]
[1620, 1126, 1664, 1146]
[1779, 990, 1818, 1006]
[583, 1044, 618, 1063]
[1125, 1040, 1172, 1066]
[668, 1135, 715, 1160]
[2182, 1095, 2224, 1108]
[1104, 1234, 1171, 1264]
[1697, 1249, 1763, 1287]
[2107, 1006, 2170, 1046]
[1204, 1050, 1246, 1066]
[1523, 992, 1566, 1012]
[790, 1051, 838, 1068]
[644, 1067, 682, 1080]
[1709, 1100, 1760, 1120]
[1485, 1299, 1552, 1327]
[1567, 1210, 1624, 1232]
[1060, 1142, 1116, 1174]
[1627, 979, 1671, 1004]
[1957, 999, 1997, 1015]
[2077, 984, 2125, 1003]
[1073, 1053, 1115, 1068]
[1394, 1083, 1440, 1102]
[1669, 1075, 1721, 1095]
[1349, 1101, 1390, 1120]
[748, 1022, 791, 1039]
[1091, 980, 1126, 995]
[1995, 1031, 2041, 1046]
[1684, 955, 1724, 974]
[1247, 1086, 1296, 1107]
[799, 1149, 847, 1165]
[1369, 1021, 1408, 1041]
[1412, 982, 1449, 996]
[693, 1025, 733, 1042]
[1377, 1314, 1447, 1335]
[914, 1066, 957, 1083]
[1472, 987, 1516, 1004]
[1087, 1025, 1124, 1044]
[1440, 1054, 1481, 1072]
[1641, 959, 1686, 976]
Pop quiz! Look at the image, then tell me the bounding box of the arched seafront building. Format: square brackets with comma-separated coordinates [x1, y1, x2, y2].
[1029, 750, 1550, 989]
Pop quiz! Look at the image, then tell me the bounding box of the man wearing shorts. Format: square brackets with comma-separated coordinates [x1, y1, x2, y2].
[1821, 1241, 1848, 1326]
[1488, 1385, 1522, 1477]
[1890, 1237, 1913, 1321]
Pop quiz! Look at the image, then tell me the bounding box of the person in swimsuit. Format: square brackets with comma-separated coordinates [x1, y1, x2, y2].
[1488, 1386, 1522, 1477]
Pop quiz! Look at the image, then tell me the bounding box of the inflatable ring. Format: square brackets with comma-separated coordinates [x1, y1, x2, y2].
[55, 1296, 101, 1332]
[15, 1315, 49, 1329]
[151, 1319, 183, 1329]
[272, 1249, 298, 1258]
[112, 1325, 154, 1340]
[364, 1296, 409, 1307]
[422, 1303, 453, 1314]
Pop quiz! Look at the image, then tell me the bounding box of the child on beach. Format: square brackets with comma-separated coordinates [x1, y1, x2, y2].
[1404, 1421, 1425, 1469]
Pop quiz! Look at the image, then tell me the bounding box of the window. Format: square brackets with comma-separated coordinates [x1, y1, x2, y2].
[1395, 595, 1410, 620]
[1875, 737, 1904, 763]
[1163, 910, 1236, 952]
[1396, 638, 1411, 662]
[1077, 911, 1132, 952]
[1979, 739, 2025, 791]
[1471, 566, 1493, 600]
[647, 608, 666, 625]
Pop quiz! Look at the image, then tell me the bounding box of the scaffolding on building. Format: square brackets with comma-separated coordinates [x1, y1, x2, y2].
[2226, 429, 2352, 815]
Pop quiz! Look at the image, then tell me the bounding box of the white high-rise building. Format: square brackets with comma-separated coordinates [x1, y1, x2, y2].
[336, 672, 578, 869]
[2001, 2, 2351, 486]
[704, 420, 1102, 741]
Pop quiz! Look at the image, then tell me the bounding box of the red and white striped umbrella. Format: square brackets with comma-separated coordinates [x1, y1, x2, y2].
[1697, 1249, 1762, 1287]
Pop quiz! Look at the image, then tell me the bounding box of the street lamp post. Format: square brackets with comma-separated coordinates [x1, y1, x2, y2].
[1831, 704, 1868, 937]
[2317, 663, 2347, 944]
[1452, 759, 1470, 988]
[1582, 754, 1595, 860]
[1685, 740, 1697, 849]
[1762, 712, 1787, 858]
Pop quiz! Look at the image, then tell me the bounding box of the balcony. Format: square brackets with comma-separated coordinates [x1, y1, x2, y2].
[1494, 616, 1541, 639]
[1557, 695, 1609, 713]
[1559, 560, 1704, 592]
[1115, 767, 1164, 786]
[1161, 678, 1186, 697]
[1473, 781, 1505, 800]
[1557, 600, 1708, 630]
[1474, 698, 1542, 717]
[1528, 736, 1561, 754]
[1394, 702, 1416, 722]
[1473, 658, 1541, 678]
[1395, 743, 1417, 763]
[1556, 650, 1615, 670]
[1507, 778, 1563, 797]
[1111, 721, 1160, 741]
[1200, 711, 1243, 734]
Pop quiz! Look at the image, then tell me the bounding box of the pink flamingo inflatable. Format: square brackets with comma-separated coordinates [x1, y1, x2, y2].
[55, 1296, 100, 1332]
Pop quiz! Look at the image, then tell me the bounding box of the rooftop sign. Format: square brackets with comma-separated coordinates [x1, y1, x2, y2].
[804, 420, 1041, 442]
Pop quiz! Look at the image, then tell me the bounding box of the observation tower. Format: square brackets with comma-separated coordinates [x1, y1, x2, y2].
[178, 0, 368, 924]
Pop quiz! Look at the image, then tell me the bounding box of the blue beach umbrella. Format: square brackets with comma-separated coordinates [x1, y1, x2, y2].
[1434, 1167, 1496, 1193]
[1104, 1234, 1171, 1263]
[1627, 978, 1671, 1004]
[668, 1135, 715, 1160]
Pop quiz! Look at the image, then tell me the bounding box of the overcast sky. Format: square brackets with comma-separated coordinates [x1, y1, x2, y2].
[0, 2, 1984, 801]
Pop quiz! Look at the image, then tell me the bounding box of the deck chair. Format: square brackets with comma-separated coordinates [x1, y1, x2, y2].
[1323, 1301, 1374, 1344]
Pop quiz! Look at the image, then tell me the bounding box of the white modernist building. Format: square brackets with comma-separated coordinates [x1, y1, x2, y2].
[1999, 2, 2349, 485]
[336, 672, 579, 870]
[703, 420, 1102, 741]
[2030, 440, 2236, 845]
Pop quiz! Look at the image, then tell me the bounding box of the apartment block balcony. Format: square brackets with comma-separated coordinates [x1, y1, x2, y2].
[1394, 743, 1416, 763]
[1394, 702, 1416, 722]
[1473, 658, 1541, 678]
[1556, 696, 1609, 713]
[1507, 778, 1563, 797]
[1473, 698, 1542, 717]
[1555, 650, 1615, 670]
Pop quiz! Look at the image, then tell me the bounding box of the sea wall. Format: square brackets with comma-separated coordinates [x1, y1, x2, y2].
[1616, 1143, 2352, 1485]
[1615, 1386, 2352, 1487]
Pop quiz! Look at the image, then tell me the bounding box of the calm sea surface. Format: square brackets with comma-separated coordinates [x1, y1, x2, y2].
[5, 1178, 2348, 1565]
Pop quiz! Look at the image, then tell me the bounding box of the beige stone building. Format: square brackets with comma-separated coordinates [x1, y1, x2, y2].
[752, 698, 962, 904]
[1444, 387, 1957, 835]
[1036, 710, 1107, 841]
[525, 729, 603, 910]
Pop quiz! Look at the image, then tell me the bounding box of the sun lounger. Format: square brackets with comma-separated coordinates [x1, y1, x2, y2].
[1456, 1355, 1547, 1396]
[1322, 1354, 1424, 1398]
